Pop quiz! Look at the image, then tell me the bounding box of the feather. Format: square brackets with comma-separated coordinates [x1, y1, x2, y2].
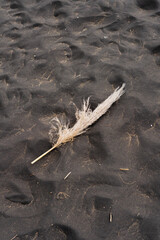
[31, 83, 125, 164]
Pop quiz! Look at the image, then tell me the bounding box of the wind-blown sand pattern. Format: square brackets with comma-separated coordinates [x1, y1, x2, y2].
[0, 0, 160, 239]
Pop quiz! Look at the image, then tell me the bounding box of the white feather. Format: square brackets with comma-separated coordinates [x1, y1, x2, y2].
[31, 84, 125, 164]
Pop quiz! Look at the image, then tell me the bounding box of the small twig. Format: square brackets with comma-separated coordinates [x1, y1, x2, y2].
[109, 212, 113, 223]
[56, 192, 70, 200]
[10, 235, 17, 240]
[64, 171, 71, 180]
[120, 168, 129, 171]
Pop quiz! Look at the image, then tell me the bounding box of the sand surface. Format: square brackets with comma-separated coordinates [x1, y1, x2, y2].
[0, 0, 160, 239]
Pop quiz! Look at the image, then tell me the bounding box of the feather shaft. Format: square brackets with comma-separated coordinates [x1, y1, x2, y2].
[31, 144, 58, 164]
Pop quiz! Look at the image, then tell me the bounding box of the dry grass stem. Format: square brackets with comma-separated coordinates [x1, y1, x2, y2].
[109, 212, 113, 223]
[64, 171, 71, 180]
[31, 84, 125, 164]
[10, 235, 18, 240]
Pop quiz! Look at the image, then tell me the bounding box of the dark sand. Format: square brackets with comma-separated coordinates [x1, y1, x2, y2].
[0, 0, 160, 239]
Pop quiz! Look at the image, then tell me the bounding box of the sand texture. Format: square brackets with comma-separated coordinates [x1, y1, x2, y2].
[0, 0, 160, 239]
